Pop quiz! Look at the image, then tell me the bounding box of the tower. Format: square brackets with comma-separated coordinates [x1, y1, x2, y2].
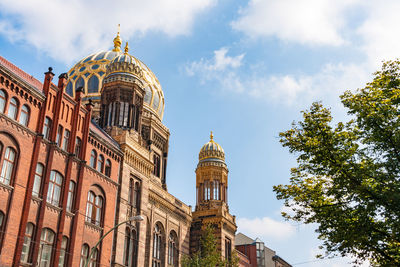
[191, 132, 237, 260]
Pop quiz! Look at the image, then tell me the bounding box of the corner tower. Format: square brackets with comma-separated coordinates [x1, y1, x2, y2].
[190, 132, 237, 260]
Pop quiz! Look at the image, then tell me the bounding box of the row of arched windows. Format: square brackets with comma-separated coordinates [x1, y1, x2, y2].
[151, 223, 179, 267]
[90, 149, 112, 177]
[128, 178, 141, 213]
[0, 90, 30, 127]
[20, 223, 69, 267]
[203, 180, 221, 201]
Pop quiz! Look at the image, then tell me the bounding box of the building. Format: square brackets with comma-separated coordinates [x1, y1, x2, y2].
[0, 30, 239, 267]
[235, 233, 292, 267]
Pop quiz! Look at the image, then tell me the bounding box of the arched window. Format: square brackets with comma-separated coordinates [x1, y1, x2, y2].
[128, 179, 134, 205]
[168, 231, 178, 266]
[105, 159, 111, 177]
[152, 223, 164, 267]
[80, 244, 89, 267]
[75, 137, 82, 157]
[0, 90, 6, 113]
[89, 247, 98, 267]
[62, 129, 70, 151]
[47, 171, 63, 206]
[90, 150, 97, 169]
[32, 163, 44, 197]
[153, 153, 160, 177]
[19, 104, 30, 126]
[38, 228, 55, 267]
[213, 180, 220, 200]
[97, 154, 104, 173]
[87, 75, 99, 94]
[43, 117, 52, 140]
[85, 190, 104, 226]
[204, 180, 210, 201]
[66, 181, 76, 212]
[124, 228, 138, 267]
[58, 236, 68, 267]
[0, 147, 16, 185]
[21, 223, 34, 263]
[134, 182, 141, 211]
[7, 97, 18, 120]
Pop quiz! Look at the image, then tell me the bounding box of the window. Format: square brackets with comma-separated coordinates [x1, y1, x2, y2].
[213, 180, 219, 200]
[80, 244, 89, 267]
[62, 129, 70, 151]
[85, 190, 103, 226]
[105, 159, 111, 177]
[0, 147, 16, 185]
[56, 125, 63, 147]
[204, 180, 210, 201]
[47, 171, 63, 206]
[89, 248, 98, 267]
[124, 228, 138, 267]
[168, 231, 178, 266]
[8, 97, 18, 120]
[97, 154, 104, 173]
[0, 90, 6, 113]
[37, 228, 55, 267]
[225, 237, 232, 262]
[90, 150, 97, 169]
[152, 223, 164, 267]
[66, 181, 76, 212]
[32, 163, 44, 197]
[128, 179, 134, 205]
[21, 223, 34, 263]
[58, 236, 68, 267]
[75, 137, 82, 156]
[153, 153, 160, 177]
[134, 182, 141, 211]
[43, 117, 52, 140]
[0, 211, 5, 253]
[87, 75, 99, 94]
[18, 104, 30, 126]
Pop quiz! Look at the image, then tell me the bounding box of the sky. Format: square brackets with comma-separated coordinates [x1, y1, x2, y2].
[0, 0, 398, 266]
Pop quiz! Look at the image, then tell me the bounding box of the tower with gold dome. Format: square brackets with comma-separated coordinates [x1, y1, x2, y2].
[190, 132, 237, 261]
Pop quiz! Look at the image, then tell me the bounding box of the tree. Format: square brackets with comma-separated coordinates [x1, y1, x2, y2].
[273, 60, 400, 266]
[181, 224, 238, 267]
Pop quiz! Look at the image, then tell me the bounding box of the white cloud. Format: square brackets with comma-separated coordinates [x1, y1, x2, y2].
[185, 48, 370, 106]
[231, 0, 360, 46]
[0, 0, 215, 64]
[237, 216, 295, 240]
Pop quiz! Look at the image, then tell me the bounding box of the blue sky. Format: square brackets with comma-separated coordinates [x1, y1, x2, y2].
[1, 0, 398, 265]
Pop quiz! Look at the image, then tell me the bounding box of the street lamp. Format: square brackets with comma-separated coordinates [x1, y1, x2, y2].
[84, 215, 144, 267]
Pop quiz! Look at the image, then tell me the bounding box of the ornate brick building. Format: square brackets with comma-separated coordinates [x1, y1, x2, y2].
[0, 30, 237, 267]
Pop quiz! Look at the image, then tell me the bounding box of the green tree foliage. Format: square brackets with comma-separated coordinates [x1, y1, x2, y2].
[181, 224, 238, 267]
[273, 60, 400, 266]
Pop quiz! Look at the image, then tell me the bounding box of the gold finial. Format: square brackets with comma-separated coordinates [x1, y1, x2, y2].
[113, 24, 122, 52]
[210, 131, 214, 141]
[124, 42, 129, 54]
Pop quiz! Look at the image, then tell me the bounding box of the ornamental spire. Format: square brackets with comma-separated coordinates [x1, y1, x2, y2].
[113, 24, 122, 52]
[210, 131, 214, 141]
[124, 42, 129, 54]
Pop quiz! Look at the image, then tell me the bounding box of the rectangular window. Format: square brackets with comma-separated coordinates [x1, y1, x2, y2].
[32, 163, 44, 197]
[56, 125, 63, 147]
[66, 181, 75, 212]
[75, 137, 82, 156]
[43, 117, 52, 140]
[62, 129, 70, 151]
[21, 223, 34, 263]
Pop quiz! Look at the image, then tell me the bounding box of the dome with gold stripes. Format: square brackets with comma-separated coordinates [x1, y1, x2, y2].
[65, 30, 165, 120]
[199, 132, 225, 163]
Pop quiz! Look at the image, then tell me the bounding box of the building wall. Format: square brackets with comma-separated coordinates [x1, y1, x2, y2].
[0, 57, 122, 267]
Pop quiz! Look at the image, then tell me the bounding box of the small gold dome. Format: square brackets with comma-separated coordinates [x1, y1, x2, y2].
[199, 131, 225, 163]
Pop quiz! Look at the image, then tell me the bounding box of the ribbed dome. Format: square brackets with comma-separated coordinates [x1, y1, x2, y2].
[199, 132, 225, 163]
[65, 35, 165, 120]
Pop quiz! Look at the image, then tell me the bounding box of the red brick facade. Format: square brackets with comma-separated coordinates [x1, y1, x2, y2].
[0, 56, 122, 267]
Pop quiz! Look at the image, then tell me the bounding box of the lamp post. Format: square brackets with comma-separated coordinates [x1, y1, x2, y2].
[84, 215, 144, 267]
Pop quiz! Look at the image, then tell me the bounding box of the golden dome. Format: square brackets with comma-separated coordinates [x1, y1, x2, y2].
[199, 131, 225, 163]
[65, 32, 165, 120]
